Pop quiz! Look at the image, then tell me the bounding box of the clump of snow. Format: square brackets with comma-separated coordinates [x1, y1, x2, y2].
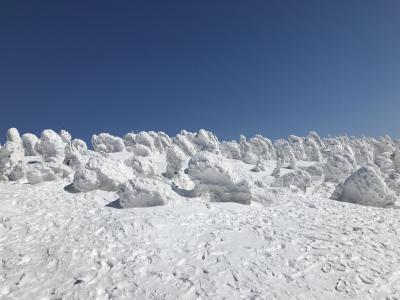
[0, 130, 25, 179]
[250, 159, 266, 172]
[129, 144, 152, 156]
[45, 157, 73, 179]
[301, 164, 324, 179]
[323, 154, 354, 183]
[350, 138, 374, 166]
[118, 177, 176, 208]
[152, 131, 172, 152]
[59, 130, 72, 143]
[187, 152, 252, 204]
[385, 172, 400, 196]
[272, 169, 311, 191]
[238, 135, 258, 164]
[35, 129, 66, 159]
[392, 151, 400, 173]
[6, 127, 22, 143]
[304, 137, 323, 162]
[92, 133, 125, 153]
[124, 156, 155, 176]
[274, 139, 296, 169]
[249, 135, 276, 160]
[71, 139, 88, 154]
[308, 131, 325, 149]
[21, 133, 39, 156]
[173, 131, 197, 156]
[123, 132, 137, 147]
[192, 129, 219, 152]
[8, 162, 26, 181]
[134, 131, 155, 150]
[64, 143, 87, 171]
[26, 168, 43, 184]
[374, 152, 394, 173]
[220, 140, 241, 160]
[337, 166, 396, 207]
[72, 156, 134, 192]
[271, 159, 282, 178]
[25, 161, 60, 184]
[163, 145, 188, 179]
[288, 135, 306, 160]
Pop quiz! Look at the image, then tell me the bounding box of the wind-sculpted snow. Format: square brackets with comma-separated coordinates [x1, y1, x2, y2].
[1, 127, 400, 209]
[163, 144, 188, 179]
[187, 152, 252, 204]
[336, 166, 396, 207]
[21, 133, 39, 156]
[118, 177, 183, 208]
[59, 129, 72, 143]
[73, 156, 134, 192]
[0, 129, 24, 180]
[92, 133, 125, 153]
[35, 129, 67, 159]
[4, 128, 400, 299]
[272, 168, 312, 192]
[6, 127, 22, 144]
[323, 154, 355, 182]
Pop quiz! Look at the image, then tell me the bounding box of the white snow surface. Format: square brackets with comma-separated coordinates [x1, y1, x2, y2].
[2, 128, 400, 299]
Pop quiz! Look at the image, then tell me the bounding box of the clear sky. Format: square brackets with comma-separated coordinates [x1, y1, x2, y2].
[1, 0, 400, 143]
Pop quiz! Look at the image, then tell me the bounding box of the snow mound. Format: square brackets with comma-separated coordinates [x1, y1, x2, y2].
[92, 133, 125, 153]
[323, 154, 354, 182]
[273, 169, 312, 191]
[134, 131, 155, 150]
[71, 139, 88, 154]
[8, 161, 26, 181]
[59, 130, 72, 143]
[186, 152, 252, 204]
[128, 144, 152, 156]
[72, 156, 134, 192]
[164, 144, 188, 179]
[124, 156, 155, 176]
[118, 177, 175, 208]
[0, 135, 25, 179]
[35, 129, 66, 159]
[304, 137, 323, 162]
[374, 152, 394, 173]
[21, 133, 39, 156]
[192, 129, 219, 152]
[64, 143, 87, 171]
[337, 166, 396, 207]
[6, 127, 22, 143]
[26, 165, 59, 184]
[173, 132, 197, 156]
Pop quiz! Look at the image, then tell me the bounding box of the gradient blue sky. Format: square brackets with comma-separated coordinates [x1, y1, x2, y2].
[1, 0, 400, 143]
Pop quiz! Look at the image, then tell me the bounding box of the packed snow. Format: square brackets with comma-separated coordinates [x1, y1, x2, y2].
[2, 128, 400, 299]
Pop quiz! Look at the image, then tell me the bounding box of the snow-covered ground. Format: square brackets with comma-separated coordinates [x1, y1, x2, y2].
[2, 128, 400, 299]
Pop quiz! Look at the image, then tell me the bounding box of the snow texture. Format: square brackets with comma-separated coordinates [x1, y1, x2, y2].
[21, 133, 39, 156]
[35, 129, 67, 159]
[92, 133, 125, 153]
[2, 128, 400, 299]
[73, 156, 134, 192]
[187, 152, 252, 204]
[337, 166, 396, 207]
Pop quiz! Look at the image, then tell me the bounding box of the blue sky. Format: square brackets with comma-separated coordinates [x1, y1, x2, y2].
[1, 0, 400, 143]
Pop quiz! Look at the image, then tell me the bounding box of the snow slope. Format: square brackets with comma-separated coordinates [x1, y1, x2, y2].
[2, 128, 400, 299]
